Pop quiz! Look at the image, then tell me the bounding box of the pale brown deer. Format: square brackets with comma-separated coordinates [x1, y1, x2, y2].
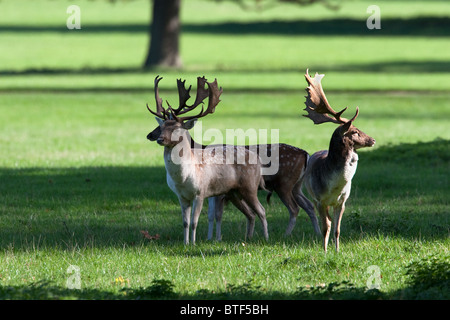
[147, 79, 321, 240]
[147, 76, 269, 244]
[301, 69, 376, 252]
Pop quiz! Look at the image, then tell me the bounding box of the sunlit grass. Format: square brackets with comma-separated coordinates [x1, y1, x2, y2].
[0, 0, 448, 300]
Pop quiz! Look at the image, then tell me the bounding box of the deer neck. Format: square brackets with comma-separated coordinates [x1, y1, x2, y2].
[163, 130, 197, 185]
[325, 130, 358, 181]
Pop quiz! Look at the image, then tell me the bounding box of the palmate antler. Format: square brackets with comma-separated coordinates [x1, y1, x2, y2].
[303, 69, 358, 125]
[147, 75, 223, 122]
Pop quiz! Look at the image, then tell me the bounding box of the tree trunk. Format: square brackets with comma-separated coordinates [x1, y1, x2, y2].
[144, 0, 182, 68]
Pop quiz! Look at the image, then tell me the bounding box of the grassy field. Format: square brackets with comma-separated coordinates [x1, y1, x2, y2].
[0, 0, 449, 301]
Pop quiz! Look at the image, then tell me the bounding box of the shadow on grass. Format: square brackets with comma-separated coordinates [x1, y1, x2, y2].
[0, 138, 448, 251]
[0, 165, 173, 250]
[1, 60, 450, 77]
[182, 17, 450, 37]
[0, 279, 385, 300]
[1, 17, 449, 36]
[331, 138, 449, 240]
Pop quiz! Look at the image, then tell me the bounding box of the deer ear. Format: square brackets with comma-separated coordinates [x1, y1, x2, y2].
[340, 120, 353, 136]
[183, 118, 197, 130]
[155, 117, 164, 127]
[147, 126, 161, 141]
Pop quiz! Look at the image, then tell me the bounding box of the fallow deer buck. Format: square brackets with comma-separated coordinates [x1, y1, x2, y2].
[147, 75, 269, 245]
[147, 80, 322, 240]
[301, 69, 376, 252]
[211, 143, 322, 239]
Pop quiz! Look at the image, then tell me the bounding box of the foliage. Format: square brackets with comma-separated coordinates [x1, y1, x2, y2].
[401, 254, 450, 299]
[122, 279, 177, 299]
[296, 281, 385, 300]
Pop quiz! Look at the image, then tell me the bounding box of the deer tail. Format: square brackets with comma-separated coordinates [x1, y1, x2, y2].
[266, 191, 273, 205]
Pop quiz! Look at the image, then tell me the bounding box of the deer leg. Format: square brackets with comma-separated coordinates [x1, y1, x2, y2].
[214, 195, 225, 241]
[241, 193, 269, 241]
[275, 187, 299, 236]
[179, 197, 191, 245]
[207, 197, 215, 241]
[333, 203, 345, 252]
[240, 200, 256, 241]
[292, 183, 321, 237]
[318, 202, 331, 252]
[228, 194, 256, 240]
[207, 196, 225, 241]
[190, 197, 205, 245]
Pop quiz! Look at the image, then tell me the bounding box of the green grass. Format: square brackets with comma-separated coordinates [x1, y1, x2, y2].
[0, 0, 449, 300]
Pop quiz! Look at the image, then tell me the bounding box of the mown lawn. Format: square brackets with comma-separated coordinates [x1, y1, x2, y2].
[0, 0, 448, 300]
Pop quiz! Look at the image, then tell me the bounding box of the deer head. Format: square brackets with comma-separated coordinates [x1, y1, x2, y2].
[147, 75, 223, 148]
[303, 69, 375, 150]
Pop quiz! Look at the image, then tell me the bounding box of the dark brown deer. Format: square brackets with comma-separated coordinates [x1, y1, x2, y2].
[147, 76, 269, 244]
[147, 79, 321, 240]
[301, 69, 376, 252]
[215, 144, 322, 238]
